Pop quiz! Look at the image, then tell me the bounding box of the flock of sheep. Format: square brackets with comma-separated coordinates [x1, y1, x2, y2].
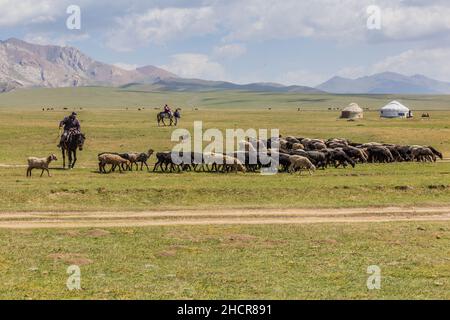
[146, 137, 443, 175]
[26, 136, 443, 176]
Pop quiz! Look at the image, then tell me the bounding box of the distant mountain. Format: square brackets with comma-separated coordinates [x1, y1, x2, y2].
[0, 38, 176, 92]
[123, 78, 324, 93]
[317, 72, 450, 94]
[0, 38, 324, 94]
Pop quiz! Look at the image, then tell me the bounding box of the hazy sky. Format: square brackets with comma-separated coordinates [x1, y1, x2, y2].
[1, 0, 450, 86]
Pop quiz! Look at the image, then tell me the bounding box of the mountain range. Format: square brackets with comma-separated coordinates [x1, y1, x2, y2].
[1, 38, 450, 95]
[0, 38, 176, 93]
[317, 72, 450, 94]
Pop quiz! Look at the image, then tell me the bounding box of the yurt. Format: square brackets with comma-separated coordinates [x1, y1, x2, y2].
[340, 103, 363, 119]
[380, 101, 412, 118]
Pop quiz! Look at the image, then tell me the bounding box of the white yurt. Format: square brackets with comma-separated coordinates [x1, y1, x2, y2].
[380, 101, 412, 118]
[340, 103, 363, 119]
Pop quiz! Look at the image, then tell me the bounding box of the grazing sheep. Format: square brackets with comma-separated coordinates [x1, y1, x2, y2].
[328, 149, 356, 168]
[428, 146, 443, 160]
[342, 146, 368, 163]
[248, 138, 268, 153]
[288, 155, 316, 175]
[291, 143, 305, 151]
[204, 153, 246, 173]
[238, 140, 257, 153]
[366, 146, 394, 163]
[285, 136, 301, 144]
[26, 154, 57, 177]
[98, 153, 130, 173]
[411, 147, 436, 162]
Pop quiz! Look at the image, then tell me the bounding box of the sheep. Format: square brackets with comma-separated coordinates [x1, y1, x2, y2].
[411, 147, 436, 162]
[204, 153, 246, 173]
[153, 152, 184, 172]
[248, 138, 268, 153]
[288, 155, 316, 175]
[26, 154, 57, 177]
[98, 153, 131, 173]
[291, 143, 305, 151]
[342, 146, 368, 163]
[238, 140, 257, 153]
[135, 149, 154, 171]
[327, 149, 356, 168]
[427, 146, 443, 160]
[119, 149, 154, 171]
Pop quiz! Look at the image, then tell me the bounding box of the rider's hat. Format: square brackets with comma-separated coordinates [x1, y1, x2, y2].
[71, 112, 77, 116]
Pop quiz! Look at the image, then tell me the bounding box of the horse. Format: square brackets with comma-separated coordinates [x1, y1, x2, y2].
[157, 108, 181, 126]
[61, 131, 85, 169]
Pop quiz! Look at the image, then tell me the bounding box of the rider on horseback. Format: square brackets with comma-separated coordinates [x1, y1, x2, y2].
[57, 112, 81, 148]
[164, 104, 172, 116]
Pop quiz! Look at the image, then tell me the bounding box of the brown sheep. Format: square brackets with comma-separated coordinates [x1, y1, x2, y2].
[98, 154, 131, 173]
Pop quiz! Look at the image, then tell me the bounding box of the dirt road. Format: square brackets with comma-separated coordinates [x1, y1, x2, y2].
[0, 206, 449, 229]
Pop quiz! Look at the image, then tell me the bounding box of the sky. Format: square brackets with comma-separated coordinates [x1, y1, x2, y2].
[1, 0, 450, 86]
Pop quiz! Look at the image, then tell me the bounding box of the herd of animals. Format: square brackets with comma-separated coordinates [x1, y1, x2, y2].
[25, 136, 444, 177]
[25, 135, 444, 177]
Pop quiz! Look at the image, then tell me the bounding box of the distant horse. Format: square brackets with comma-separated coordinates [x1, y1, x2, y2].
[157, 108, 181, 126]
[61, 130, 85, 169]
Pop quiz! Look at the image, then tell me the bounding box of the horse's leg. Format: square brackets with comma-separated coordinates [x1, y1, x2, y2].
[72, 150, 77, 169]
[67, 150, 72, 169]
[40, 169, 44, 177]
[62, 148, 66, 169]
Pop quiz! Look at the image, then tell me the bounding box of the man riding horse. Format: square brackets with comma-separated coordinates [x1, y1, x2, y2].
[57, 112, 85, 169]
[58, 112, 81, 148]
[157, 105, 181, 126]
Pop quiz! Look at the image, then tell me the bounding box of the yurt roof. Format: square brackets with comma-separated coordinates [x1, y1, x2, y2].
[381, 100, 410, 112]
[343, 103, 363, 113]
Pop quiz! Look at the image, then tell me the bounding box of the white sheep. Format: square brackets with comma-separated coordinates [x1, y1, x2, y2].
[288, 155, 316, 175]
[203, 153, 246, 173]
[26, 154, 57, 177]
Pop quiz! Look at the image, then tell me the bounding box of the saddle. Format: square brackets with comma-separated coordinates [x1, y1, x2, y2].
[61, 129, 81, 145]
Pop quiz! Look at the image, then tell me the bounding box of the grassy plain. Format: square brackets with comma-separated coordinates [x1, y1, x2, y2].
[0, 87, 449, 299]
[0, 88, 449, 211]
[0, 222, 448, 299]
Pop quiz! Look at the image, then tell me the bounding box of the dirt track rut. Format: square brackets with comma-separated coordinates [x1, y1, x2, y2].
[0, 207, 449, 229]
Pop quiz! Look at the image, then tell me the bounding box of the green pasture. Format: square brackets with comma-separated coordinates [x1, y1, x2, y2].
[0, 222, 448, 299]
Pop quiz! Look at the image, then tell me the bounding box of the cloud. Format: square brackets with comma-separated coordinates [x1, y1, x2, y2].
[105, 6, 217, 52]
[0, 0, 68, 27]
[213, 43, 247, 59]
[94, 1, 450, 53]
[371, 48, 450, 81]
[371, 4, 450, 42]
[160, 54, 226, 80]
